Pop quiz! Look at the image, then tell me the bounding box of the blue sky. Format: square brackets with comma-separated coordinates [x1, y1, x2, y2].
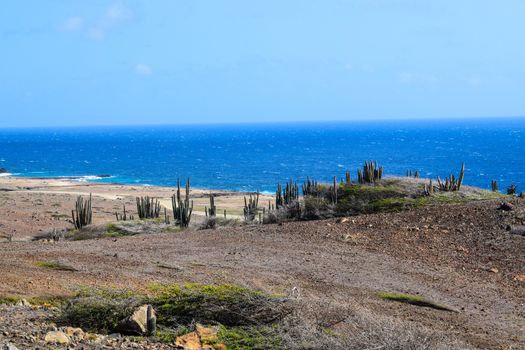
[1, 0, 524, 127]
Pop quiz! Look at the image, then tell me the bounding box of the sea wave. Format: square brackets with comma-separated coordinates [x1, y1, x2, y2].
[0, 173, 14, 177]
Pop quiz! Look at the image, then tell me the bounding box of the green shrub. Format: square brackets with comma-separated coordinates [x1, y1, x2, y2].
[150, 283, 290, 327]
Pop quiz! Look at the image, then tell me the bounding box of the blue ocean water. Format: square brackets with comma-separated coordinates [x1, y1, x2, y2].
[1, 118, 524, 193]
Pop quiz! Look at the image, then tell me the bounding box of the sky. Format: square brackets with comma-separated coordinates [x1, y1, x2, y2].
[1, 0, 524, 127]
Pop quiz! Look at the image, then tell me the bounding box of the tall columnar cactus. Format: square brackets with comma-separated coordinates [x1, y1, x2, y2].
[491, 180, 498, 192]
[171, 177, 193, 227]
[115, 204, 134, 221]
[302, 177, 320, 196]
[437, 162, 465, 192]
[136, 196, 161, 219]
[345, 171, 351, 185]
[424, 179, 434, 196]
[206, 194, 217, 217]
[72, 193, 92, 229]
[406, 170, 420, 178]
[276, 180, 299, 208]
[331, 176, 338, 204]
[243, 192, 259, 222]
[358, 161, 383, 184]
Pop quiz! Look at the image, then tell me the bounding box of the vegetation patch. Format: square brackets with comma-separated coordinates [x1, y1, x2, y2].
[378, 292, 457, 312]
[34, 261, 77, 272]
[148, 283, 290, 327]
[57, 283, 290, 346]
[0, 295, 68, 308]
[217, 325, 283, 350]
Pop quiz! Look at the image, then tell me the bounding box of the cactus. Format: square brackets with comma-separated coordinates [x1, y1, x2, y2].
[358, 161, 383, 184]
[72, 193, 92, 229]
[276, 180, 299, 208]
[115, 204, 134, 221]
[243, 192, 259, 222]
[424, 179, 434, 196]
[302, 177, 320, 196]
[507, 184, 517, 195]
[345, 171, 351, 185]
[171, 177, 193, 227]
[164, 208, 170, 224]
[206, 194, 217, 217]
[136, 196, 161, 219]
[406, 170, 420, 178]
[437, 163, 465, 192]
[331, 176, 338, 204]
[491, 180, 498, 192]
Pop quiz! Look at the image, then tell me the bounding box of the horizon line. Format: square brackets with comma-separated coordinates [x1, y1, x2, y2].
[1, 115, 525, 130]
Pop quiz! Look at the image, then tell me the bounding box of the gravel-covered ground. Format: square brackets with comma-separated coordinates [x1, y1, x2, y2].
[0, 181, 524, 349]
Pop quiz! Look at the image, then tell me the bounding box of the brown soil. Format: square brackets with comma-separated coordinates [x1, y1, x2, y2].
[0, 178, 524, 349]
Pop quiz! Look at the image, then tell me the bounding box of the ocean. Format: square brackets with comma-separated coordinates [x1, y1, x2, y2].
[1, 118, 524, 193]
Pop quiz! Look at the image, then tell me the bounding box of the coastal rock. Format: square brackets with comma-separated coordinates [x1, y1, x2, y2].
[0, 168, 7, 174]
[44, 331, 70, 344]
[118, 304, 156, 336]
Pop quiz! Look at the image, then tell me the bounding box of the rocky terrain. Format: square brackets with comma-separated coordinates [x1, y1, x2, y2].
[0, 177, 524, 349]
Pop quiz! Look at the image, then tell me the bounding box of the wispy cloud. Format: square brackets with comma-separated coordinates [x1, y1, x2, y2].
[60, 2, 133, 40]
[89, 2, 133, 39]
[61, 17, 84, 32]
[135, 64, 153, 76]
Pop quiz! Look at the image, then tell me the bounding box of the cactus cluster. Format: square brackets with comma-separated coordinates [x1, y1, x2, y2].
[358, 161, 383, 184]
[437, 163, 465, 192]
[424, 179, 434, 196]
[72, 194, 92, 229]
[302, 177, 320, 197]
[345, 171, 351, 185]
[328, 176, 338, 204]
[507, 184, 517, 195]
[243, 192, 259, 222]
[491, 180, 498, 192]
[136, 196, 161, 219]
[205, 194, 217, 218]
[115, 204, 134, 221]
[406, 169, 420, 178]
[276, 180, 299, 208]
[171, 177, 193, 227]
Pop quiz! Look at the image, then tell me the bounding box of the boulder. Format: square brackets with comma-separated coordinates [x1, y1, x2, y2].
[0, 168, 7, 174]
[44, 331, 70, 345]
[175, 331, 202, 350]
[509, 226, 525, 236]
[117, 304, 156, 336]
[175, 324, 224, 350]
[63, 326, 85, 339]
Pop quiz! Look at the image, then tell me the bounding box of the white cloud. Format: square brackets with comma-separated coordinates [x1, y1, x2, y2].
[62, 17, 84, 31]
[135, 64, 153, 76]
[61, 2, 133, 40]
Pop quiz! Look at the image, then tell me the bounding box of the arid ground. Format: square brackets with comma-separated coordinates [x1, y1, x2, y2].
[0, 177, 524, 349]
